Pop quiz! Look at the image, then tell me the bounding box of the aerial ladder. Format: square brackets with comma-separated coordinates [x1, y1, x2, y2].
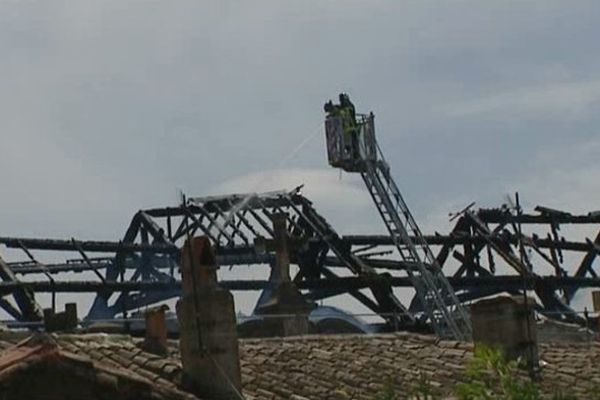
[323, 94, 472, 340]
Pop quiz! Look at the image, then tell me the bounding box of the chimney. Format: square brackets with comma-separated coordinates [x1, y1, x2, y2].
[177, 236, 242, 399]
[592, 290, 600, 312]
[44, 302, 78, 332]
[254, 213, 314, 336]
[141, 305, 169, 356]
[471, 295, 538, 368]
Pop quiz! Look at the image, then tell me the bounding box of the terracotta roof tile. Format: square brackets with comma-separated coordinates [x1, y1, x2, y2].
[0, 330, 599, 399]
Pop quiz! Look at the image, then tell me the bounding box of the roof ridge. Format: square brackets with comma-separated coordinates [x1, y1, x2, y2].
[239, 332, 444, 344]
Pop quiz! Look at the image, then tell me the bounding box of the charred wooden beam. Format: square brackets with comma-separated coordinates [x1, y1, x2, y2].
[475, 209, 600, 224]
[344, 234, 595, 253]
[0, 256, 42, 321]
[143, 193, 305, 218]
[0, 237, 178, 253]
[0, 275, 598, 294]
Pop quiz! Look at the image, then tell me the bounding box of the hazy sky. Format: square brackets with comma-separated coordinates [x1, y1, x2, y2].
[1, 1, 600, 315]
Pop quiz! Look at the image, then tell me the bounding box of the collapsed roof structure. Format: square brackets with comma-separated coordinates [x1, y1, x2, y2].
[0, 189, 599, 331]
[0, 96, 599, 338]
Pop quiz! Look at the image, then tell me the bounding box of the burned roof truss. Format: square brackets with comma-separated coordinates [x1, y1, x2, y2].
[1, 190, 600, 330]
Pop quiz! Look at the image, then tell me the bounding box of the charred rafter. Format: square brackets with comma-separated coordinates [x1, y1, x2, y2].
[1, 191, 600, 328]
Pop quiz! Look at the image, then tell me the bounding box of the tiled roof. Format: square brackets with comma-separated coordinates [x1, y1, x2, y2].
[0, 332, 197, 400]
[0, 331, 598, 399]
[238, 333, 600, 399]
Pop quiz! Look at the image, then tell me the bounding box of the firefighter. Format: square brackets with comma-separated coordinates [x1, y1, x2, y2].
[324, 100, 344, 120]
[324, 94, 359, 160]
[323, 100, 336, 116]
[338, 93, 359, 158]
[339, 93, 356, 122]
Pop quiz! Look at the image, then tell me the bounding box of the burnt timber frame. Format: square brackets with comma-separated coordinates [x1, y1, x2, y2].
[1, 190, 600, 328]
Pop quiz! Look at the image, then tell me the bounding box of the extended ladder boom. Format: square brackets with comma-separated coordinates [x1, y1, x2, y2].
[324, 98, 471, 340]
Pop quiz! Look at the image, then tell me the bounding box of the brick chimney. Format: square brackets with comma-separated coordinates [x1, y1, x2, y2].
[177, 236, 242, 399]
[141, 305, 169, 355]
[592, 290, 600, 312]
[44, 303, 78, 332]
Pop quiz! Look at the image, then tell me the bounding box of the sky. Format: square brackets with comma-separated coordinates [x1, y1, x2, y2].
[1, 0, 600, 317]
